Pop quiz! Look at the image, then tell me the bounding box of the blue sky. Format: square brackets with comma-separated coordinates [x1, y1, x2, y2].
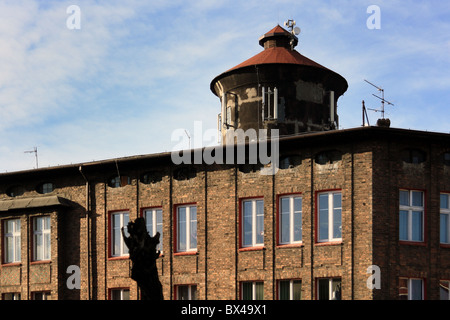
[0, 0, 449, 172]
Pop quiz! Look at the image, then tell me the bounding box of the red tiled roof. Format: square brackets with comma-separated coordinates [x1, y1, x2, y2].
[226, 46, 329, 72]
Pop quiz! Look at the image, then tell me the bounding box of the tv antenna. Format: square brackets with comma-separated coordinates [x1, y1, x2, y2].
[25, 146, 38, 168]
[364, 79, 394, 119]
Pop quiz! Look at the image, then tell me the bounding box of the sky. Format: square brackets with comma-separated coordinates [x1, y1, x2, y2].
[0, 0, 449, 172]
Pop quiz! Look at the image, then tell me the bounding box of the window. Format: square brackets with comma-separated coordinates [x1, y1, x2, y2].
[32, 291, 51, 300]
[111, 211, 129, 257]
[241, 199, 264, 248]
[317, 278, 341, 300]
[318, 191, 342, 242]
[3, 293, 20, 300]
[440, 280, 450, 300]
[33, 216, 51, 261]
[315, 150, 342, 165]
[6, 185, 24, 197]
[110, 288, 130, 300]
[108, 176, 131, 188]
[144, 208, 163, 252]
[278, 280, 301, 300]
[401, 148, 426, 164]
[176, 285, 197, 300]
[444, 152, 450, 166]
[176, 205, 197, 252]
[36, 182, 54, 194]
[399, 278, 423, 300]
[399, 190, 424, 242]
[440, 193, 450, 245]
[241, 281, 264, 300]
[279, 155, 301, 169]
[4, 219, 21, 264]
[279, 195, 302, 244]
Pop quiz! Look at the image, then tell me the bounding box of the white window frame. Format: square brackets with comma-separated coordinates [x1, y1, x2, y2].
[110, 288, 130, 300]
[4, 219, 21, 263]
[399, 278, 424, 300]
[317, 278, 342, 300]
[33, 216, 51, 261]
[440, 193, 450, 245]
[317, 191, 342, 242]
[176, 285, 197, 300]
[111, 211, 129, 257]
[241, 281, 264, 300]
[278, 279, 302, 300]
[176, 205, 197, 253]
[399, 190, 424, 242]
[279, 195, 302, 245]
[241, 199, 264, 248]
[144, 208, 163, 252]
[3, 293, 21, 300]
[440, 280, 450, 300]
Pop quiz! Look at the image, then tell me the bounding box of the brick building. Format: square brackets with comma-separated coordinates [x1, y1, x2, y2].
[0, 25, 449, 300]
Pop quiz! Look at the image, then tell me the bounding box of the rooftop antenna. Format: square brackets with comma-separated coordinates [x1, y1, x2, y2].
[284, 19, 301, 50]
[25, 146, 38, 168]
[364, 79, 394, 119]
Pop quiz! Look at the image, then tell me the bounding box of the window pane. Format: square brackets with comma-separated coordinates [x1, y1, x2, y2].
[399, 191, 409, 206]
[15, 234, 21, 262]
[243, 201, 253, 246]
[191, 286, 197, 300]
[410, 279, 423, 300]
[318, 279, 329, 300]
[332, 279, 342, 300]
[178, 208, 186, 251]
[44, 233, 51, 260]
[255, 282, 264, 300]
[35, 234, 42, 261]
[333, 208, 342, 239]
[411, 211, 423, 241]
[256, 200, 264, 245]
[190, 207, 197, 250]
[178, 286, 189, 300]
[294, 210, 302, 242]
[113, 228, 121, 256]
[242, 282, 252, 300]
[146, 211, 154, 235]
[399, 210, 408, 240]
[280, 198, 290, 243]
[293, 280, 302, 300]
[156, 209, 163, 251]
[440, 280, 449, 300]
[279, 281, 290, 300]
[441, 214, 449, 243]
[441, 194, 449, 209]
[333, 193, 342, 209]
[412, 191, 423, 207]
[319, 208, 329, 241]
[6, 237, 13, 263]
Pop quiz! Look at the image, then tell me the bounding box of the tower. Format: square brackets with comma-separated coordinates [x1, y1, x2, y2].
[211, 23, 348, 144]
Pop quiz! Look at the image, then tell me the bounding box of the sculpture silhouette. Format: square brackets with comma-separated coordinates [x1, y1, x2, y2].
[122, 217, 163, 300]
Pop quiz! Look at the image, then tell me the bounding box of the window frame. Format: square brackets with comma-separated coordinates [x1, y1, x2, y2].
[175, 284, 197, 300]
[277, 279, 302, 300]
[2, 292, 21, 300]
[109, 288, 130, 300]
[316, 190, 342, 243]
[174, 204, 197, 254]
[240, 281, 264, 300]
[440, 280, 450, 300]
[3, 218, 21, 264]
[440, 193, 450, 246]
[240, 197, 264, 249]
[316, 277, 342, 300]
[32, 216, 51, 262]
[109, 210, 130, 258]
[32, 291, 51, 300]
[277, 194, 302, 246]
[143, 207, 163, 253]
[399, 277, 424, 300]
[399, 189, 425, 243]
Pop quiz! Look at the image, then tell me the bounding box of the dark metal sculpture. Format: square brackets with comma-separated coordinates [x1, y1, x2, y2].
[122, 217, 163, 300]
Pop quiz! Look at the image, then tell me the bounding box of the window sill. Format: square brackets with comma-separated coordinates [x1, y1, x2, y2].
[315, 241, 342, 247]
[1, 262, 22, 267]
[108, 255, 129, 261]
[239, 246, 265, 252]
[276, 243, 303, 249]
[440, 243, 450, 249]
[30, 260, 51, 265]
[399, 240, 426, 246]
[174, 251, 198, 256]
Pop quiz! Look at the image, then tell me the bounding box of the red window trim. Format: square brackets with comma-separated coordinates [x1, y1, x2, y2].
[314, 189, 342, 244]
[173, 202, 197, 254]
[276, 192, 302, 247]
[239, 196, 264, 249]
[398, 188, 427, 245]
[108, 209, 130, 260]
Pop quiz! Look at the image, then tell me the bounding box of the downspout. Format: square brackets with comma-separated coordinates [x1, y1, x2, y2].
[79, 166, 91, 300]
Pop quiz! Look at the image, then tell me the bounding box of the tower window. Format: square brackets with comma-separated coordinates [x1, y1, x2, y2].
[401, 148, 426, 164]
